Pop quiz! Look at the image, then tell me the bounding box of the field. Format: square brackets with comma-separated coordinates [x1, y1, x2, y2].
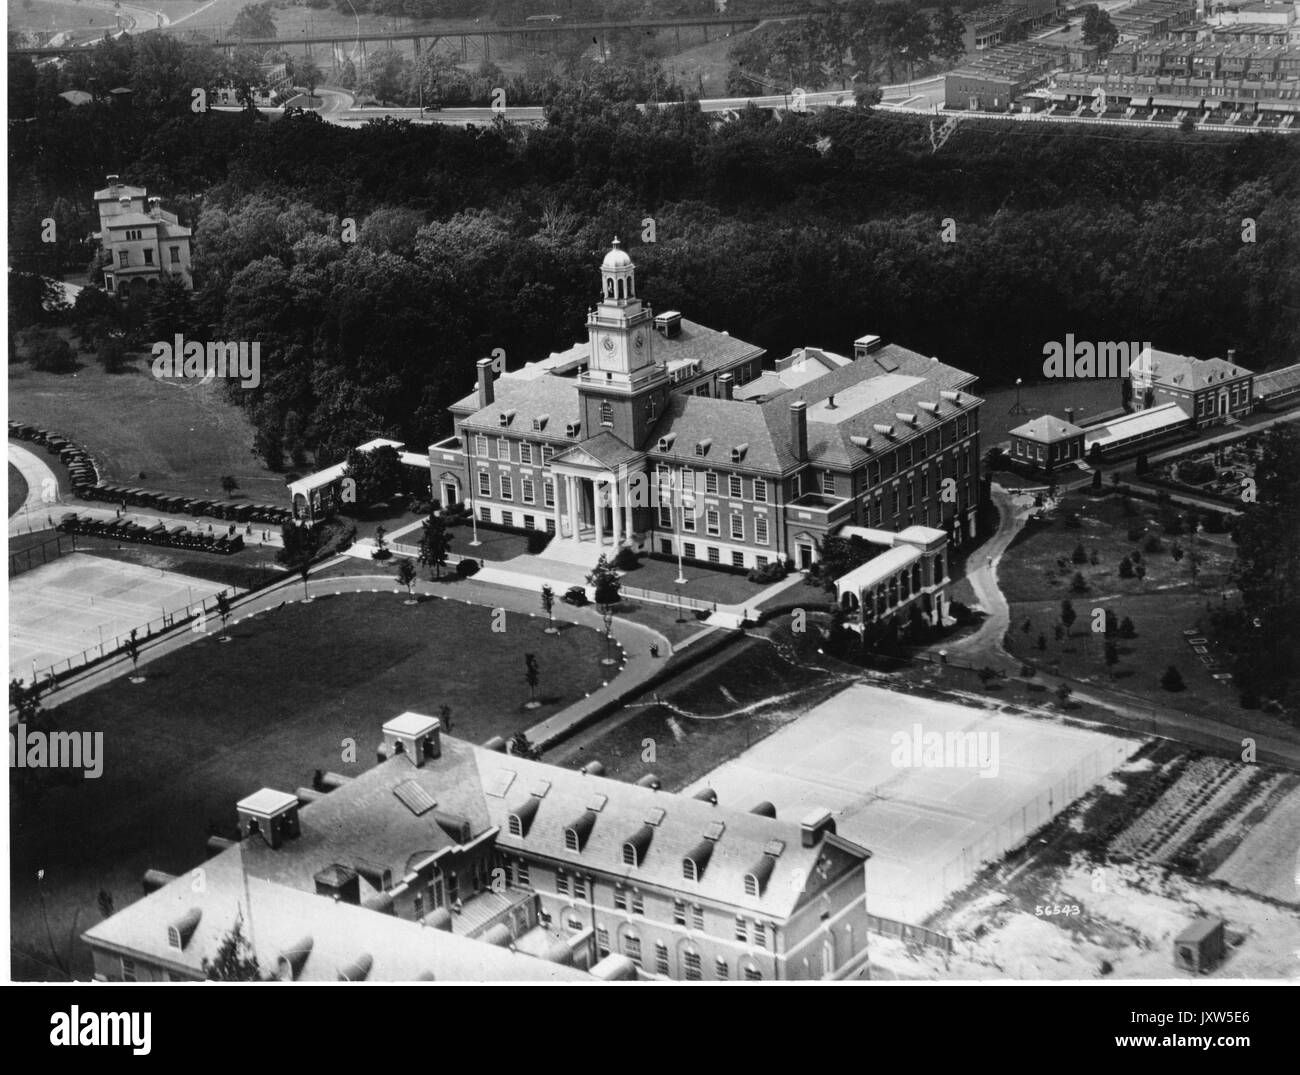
[8, 462, 30, 516]
[8, 553, 228, 681]
[9, 356, 290, 504]
[998, 490, 1246, 717]
[10, 590, 612, 980]
[686, 681, 1140, 922]
[979, 379, 1122, 448]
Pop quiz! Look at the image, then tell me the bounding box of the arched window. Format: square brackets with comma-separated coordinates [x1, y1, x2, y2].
[606, 277, 615, 298]
[617, 278, 625, 300]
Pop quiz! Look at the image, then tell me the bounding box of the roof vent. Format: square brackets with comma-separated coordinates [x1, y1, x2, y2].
[939, 390, 962, 403]
[692, 787, 718, 805]
[874, 423, 895, 437]
[507, 795, 541, 837]
[277, 937, 314, 981]
[637, 774, 662, 791]
[849, 435, 872, 451]
[337, 954, 374, 982]
[896, 412, 917, 426]
[918, 401, 939, 415]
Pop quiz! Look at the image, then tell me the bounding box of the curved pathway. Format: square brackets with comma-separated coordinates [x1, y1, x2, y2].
[8, 441, 64, 534]
[938, 484, 1032, 672]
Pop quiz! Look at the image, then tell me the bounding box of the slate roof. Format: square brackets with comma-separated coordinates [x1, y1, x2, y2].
[1134, 348, 1253, 391]
[453, 373, 583, 439]
[1252, 362, 1300, 398]
[647, 394, 798, 475]
[82, 857, 588, 982]
[553, 430, 642, 470]
[1010, 415, 1086, 444]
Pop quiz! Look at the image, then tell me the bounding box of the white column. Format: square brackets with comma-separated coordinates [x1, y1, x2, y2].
[612, 478, 623, 546]
[566, 475, 579, 539]
[624, 476, 635, 540]
[595, 480, 605, 545]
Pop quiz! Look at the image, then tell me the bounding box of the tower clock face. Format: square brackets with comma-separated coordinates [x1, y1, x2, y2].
[634, 332, 644, 351]
[602, 337, 615, 352]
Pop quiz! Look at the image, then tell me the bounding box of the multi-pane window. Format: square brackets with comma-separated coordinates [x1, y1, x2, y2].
[630, 890, 644, 915]
[600, 400, 614, 426]
[623, 935, 642, 966]
[121, 958, 137, 982]
[655, 942, 670, 975]
[683, 542, 696, 559]
[497, 438, 510, 461]
[731, 551, 744, 567]
[682, 501, 696, 532]
[556, 873, 570, 896]
[753, 478, 768, 503]
[500, 474, 513, 500]
[143, 249, 154, 265]
[706, 510, 720, 536]
[572, 876, 588, 901]
[541, 445, 554, 465]
[891, 488, 900, 515]
[730, 514, 744, 541]
[744, 965, 763, 980]
[735, 916, 748, 942]
[520, 443, 533, 465]
[516, 860, 530, 887]
[963, 448, 970, 475]
[715, 958, 730, 981]
[673, 900, 686, 925]
[521, 477, 535, 504]
[906, 480, 915, 509]
[705, 472, 719, 495]
[921, 471, 929, 500]
[707, 547, 720, 564]
[683, 951, 702, 980]
[614, 888, 628, 911]
[118, 250, 129, 267]
[874, 497, 884, 525]
[658, 505, 672, 529]
[544, 479, 555, 508]
[170, 246, 181, 264]
[477, 471, 491, 497]
[414, 893, 425, 919]
[822, 472, 837, 495]
[596, 927, 610, 957]
[475, 435, 489, 457]
[729, 474, 743, 499]
[501, 511, 514, 528]
[692, 904, 705, 930]
[755, 516, 769, 545]
[958, 416, 969, 438]
[754, 923, 767, 949]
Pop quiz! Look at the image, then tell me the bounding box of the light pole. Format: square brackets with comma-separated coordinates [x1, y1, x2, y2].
[675, 538, 686, 585]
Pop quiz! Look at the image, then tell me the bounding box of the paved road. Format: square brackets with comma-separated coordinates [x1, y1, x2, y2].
[8, 442, 61, 530]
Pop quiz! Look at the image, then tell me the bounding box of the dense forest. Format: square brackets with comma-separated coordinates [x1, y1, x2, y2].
[9, 32, 1300, 469]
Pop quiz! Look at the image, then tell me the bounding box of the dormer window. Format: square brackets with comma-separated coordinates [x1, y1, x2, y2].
[695, 438, 712, 457]
[730, 444, 748, 464]
[532, 414, 549, 432]
[498, 410, 516, 427]
[565, 421, 581, 439]
[658, 433, 676, 452]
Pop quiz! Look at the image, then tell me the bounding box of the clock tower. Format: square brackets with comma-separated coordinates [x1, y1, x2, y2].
[580, 239, 670, 449]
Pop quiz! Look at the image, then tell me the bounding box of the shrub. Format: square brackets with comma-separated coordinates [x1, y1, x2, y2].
[456, 558, 480, 578]
[1118, 616, 1136, 639]
[1177, 459, 1216, 485]
[1071, 543, 1087, 564]
[19, 327, 76, 372]
[1144, 535, 1163, 554]
[612, 546, 639, 571]
[747, 560, 789, 584]
[1160, 665, 1185, 692]
[949, 600, 978, 627]
[1118, 556, 1134, 579]
[526, 530, 553, 555]
[1070, 571, 1088, 594]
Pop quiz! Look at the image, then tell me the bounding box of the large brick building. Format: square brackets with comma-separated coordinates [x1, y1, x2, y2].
[1128, 347, 1254, 428]
[85, 714, 874, 981]
[431, 240, 983, 575]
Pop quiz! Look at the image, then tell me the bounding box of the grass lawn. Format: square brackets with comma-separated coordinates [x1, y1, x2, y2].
[998, 490, 1246, 718]
[75, 535, 287, 591]
[616, 554, 772, 607]
[9, 462, 29, 516]
[547, 635, 846, 791]
[9, 357, 290, 504]
[10, 592, 612, 980]
[443, 522, 533, 562]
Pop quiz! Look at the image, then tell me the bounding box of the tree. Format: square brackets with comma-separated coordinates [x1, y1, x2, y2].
[524, 652, 541, 708]
[97, 890, 115, 919]
[202, 913, 261, 981]
[279, 521, 327, 601]
[1072, 543, 1087, 565]
[439, 703, 452, 733]
[1161, 665, 1185, 692]
[1060, 599, 1077, 637]
[1119, 555, 1134, 579]
[1070, 571, 1088, 594]
[418, 513, 451, 580]
[298, 57, 323, 98]
[508, 731, 541, 759]
[1104, 639, 1119, 674]
[372, 525, 390, 560]
[1036, 633, 1047, 652]
[1092, 469, 1102, 491]
[1103, 609, 1118, 637]
[220, 475, 240, 498]
[541, 584, 558, 634]
[19, 327, 76, 372]
[215, 590, 232, 641]
[343, 445, 403, 510]
[396, 557, 417, 601]
[1081, 6, 1119, 56]
[1119, 616, 1136, 639]
[933, 4, 966, 66]
[122, 629, 143, 681]
[230, 2, 276, 40]
[587, 554, 622, 667]
[1135, 563, 1147, 581]
[1055, 681, 1073, 706]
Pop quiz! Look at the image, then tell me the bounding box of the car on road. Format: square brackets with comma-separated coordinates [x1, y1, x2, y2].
[561, 586, 588, 606]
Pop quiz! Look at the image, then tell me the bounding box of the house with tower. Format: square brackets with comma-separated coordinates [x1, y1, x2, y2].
[430, 240, 983, 614]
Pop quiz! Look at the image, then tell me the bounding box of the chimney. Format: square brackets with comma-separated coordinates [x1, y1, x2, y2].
[854, 334, 883, 359]
[476, 358, 495, 408]
[149, 196, 162, 219]
[236, 789, 301, 849]
[718, 372, 734, 401]
[790, 400, 808, 462]
[106, 173, 120, 185]
[313, 864, 361, 904]
[119, 195, 131, 209]
[1226, 348, 1236, 365]
[1065, 407, 1075, 424]
[800, 807, 836, 848]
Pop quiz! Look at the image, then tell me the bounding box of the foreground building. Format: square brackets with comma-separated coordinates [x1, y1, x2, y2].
[85, 714, 874, 981]
[1128, 347, 1254, 428]
[432, 240, 983, 575]
[93, 175, 193, 296]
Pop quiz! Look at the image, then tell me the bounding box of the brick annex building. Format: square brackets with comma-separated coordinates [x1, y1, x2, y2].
[431, 240, 984, 575]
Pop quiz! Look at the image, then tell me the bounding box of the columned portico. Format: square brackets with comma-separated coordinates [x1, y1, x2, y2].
[549, 437, 644, 555]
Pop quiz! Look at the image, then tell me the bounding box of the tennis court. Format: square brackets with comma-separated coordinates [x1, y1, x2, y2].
[687, 683, 1140, 922]
[9, 554, 228, 682]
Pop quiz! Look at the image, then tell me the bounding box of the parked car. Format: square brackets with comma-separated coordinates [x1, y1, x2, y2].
[561, 586, 589, 606]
